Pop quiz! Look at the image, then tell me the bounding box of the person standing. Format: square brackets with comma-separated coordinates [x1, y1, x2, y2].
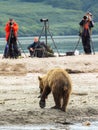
[79, 12, 94, 54]
[3, 18, 19, 58]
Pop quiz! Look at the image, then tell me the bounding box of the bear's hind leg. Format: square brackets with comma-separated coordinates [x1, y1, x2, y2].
[51, 92, 61, 110]
[61, 92, 70, 112]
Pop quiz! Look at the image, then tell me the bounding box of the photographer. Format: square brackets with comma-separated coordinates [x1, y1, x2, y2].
[27, 37, 55, 58]
[3, 18, 19, 58]
[79, 12, 94, 54]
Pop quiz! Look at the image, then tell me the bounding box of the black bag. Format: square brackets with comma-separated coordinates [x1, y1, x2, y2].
[66, 51, 74, 56]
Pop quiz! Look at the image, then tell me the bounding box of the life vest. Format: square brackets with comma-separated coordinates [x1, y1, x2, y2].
[82, 20, 92, 36]
[83, 21, 90, 30]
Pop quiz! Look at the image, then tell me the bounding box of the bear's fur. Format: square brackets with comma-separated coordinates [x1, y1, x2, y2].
[38, 68, 72, 112]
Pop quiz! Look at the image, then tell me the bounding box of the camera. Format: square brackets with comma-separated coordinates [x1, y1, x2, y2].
[9, 22, 13, 26]
[40, 19, 48, 22]
[83, 15, 88, 20]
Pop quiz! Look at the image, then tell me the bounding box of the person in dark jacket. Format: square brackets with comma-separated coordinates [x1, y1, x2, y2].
[27, 37, 42, 57]
[79, 12, 94, 54]
[27, 37, 55, 57]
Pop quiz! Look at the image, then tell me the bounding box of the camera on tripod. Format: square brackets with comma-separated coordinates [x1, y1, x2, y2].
[40, 18, 48, 22]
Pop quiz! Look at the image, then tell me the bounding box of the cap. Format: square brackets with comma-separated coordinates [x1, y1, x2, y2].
[89, 12, 92, 16]
[86, 12, 92, 16]
[34, 37, 39, 42]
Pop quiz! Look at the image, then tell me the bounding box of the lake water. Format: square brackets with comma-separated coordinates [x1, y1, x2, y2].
[0, 35, 98, 54]
[0, 121, 98, 130]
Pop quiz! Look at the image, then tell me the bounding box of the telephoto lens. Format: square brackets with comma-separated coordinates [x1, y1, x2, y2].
[40, 19, 48, 22]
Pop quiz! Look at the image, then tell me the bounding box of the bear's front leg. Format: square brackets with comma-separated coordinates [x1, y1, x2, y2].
[39, 87, 51, 108]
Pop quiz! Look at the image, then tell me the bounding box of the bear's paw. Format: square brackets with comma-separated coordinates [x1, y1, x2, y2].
[39, 99, 46, 108]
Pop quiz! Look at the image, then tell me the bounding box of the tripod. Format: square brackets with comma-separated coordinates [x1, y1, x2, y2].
[39, 19, 60, 56]
[74, 35, 95, 55]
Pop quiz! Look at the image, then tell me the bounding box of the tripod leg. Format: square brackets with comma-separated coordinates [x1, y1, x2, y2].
[48, 29, 60, 56]
[39, 26, 45, 41]
[90, 38, 95, 55]
[17, 40, 27, 57]
[73, 36, 81, 53]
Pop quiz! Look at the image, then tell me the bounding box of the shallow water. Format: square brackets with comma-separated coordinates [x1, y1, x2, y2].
[0, 122, 98, 130]
[70, 121, 98, 130]
[0, 124, 56, 130]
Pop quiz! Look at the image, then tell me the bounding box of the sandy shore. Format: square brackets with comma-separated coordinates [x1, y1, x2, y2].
[0, 53, 98, 127]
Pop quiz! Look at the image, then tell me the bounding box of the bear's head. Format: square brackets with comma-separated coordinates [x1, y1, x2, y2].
[38, 76, 44, 96]
[38, 76, 46, 108]
[38, 76, 49, 97]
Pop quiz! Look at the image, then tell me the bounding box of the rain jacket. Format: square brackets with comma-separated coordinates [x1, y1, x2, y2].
[5, 21, 19, 41]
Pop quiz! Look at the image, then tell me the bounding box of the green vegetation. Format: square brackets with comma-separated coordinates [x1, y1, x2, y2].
[0, 0, 98, 37]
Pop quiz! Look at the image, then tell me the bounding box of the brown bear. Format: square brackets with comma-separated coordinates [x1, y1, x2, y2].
[38, 68, 72, 112]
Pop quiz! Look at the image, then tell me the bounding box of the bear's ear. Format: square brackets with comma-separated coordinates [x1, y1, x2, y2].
[38, 76, 42, 81]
